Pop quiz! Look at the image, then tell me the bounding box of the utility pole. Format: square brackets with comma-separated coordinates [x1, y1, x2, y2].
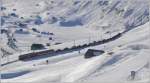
[7, 54, 9, 63]
[133, 17, 135, 27]
[88, 36, 91, 44]
[88, 33, 91, 44]
[103, 45, 106, 50]
[99, 27, 103, 41]
[141, 15, 143, 25]
[73, 40, 76, 46]
[109, 31, 111, 38]
[100, 34, 102, 41]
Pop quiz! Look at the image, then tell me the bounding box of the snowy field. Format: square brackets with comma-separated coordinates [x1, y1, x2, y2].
[0, 0, 150, 83]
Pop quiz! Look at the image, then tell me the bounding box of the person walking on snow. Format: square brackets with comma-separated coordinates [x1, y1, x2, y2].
[46, 60, 49, 64]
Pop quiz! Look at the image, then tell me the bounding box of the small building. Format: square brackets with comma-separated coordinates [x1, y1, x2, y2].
[84, 49, 105, 58]
[31, 44, 45, 50]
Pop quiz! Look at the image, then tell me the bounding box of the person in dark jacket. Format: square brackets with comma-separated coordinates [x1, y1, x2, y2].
[46, 60, 49, 64]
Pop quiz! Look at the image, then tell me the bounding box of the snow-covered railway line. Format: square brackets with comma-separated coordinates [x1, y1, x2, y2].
[19, 32, 123, 60]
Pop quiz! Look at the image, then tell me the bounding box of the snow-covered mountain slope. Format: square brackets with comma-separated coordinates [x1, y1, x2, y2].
[0, 0, 150, 82]
[1, 21, 150, 83]
[0, 0, 149, 54]
[2, 0, 149, 27]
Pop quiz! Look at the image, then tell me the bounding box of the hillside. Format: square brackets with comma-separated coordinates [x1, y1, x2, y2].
[0, 0, 150, 82]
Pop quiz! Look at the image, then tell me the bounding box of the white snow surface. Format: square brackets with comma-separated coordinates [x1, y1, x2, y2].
[0, 0, 150, 83]
[1, 22, 150, 82]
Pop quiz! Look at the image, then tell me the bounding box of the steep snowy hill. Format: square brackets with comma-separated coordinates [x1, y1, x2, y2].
[0, 0, 149, 54]
[0, 0, 150, 82]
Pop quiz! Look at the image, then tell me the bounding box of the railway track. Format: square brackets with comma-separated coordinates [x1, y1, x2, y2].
[19, 32, 123, 60]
